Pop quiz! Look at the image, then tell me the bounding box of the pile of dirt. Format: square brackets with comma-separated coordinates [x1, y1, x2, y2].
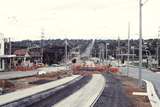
[37, 71, 71, 79]
[0, 80, 15, 88]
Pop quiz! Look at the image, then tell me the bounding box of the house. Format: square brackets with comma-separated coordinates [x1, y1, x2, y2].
[14, 49, 31, 67]
[13, 48, 42, 67]
[13, 48, 44, 71]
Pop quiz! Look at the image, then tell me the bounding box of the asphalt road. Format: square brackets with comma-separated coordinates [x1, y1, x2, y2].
[111, 60, 160, 97]
[94, 73, 134, 107]
[81, 39, 95, 58]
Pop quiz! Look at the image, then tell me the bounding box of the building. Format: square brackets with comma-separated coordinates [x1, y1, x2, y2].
[0, 35, 16, 71]
[0, 36, 5, 71]
[14, 49, 31, 67]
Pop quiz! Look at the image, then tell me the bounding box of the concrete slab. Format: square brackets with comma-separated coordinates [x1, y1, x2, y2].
[132, 92, 148, 96]
[0, 75, 80, 106]
[54, 74, 105, 107]
[0, 71, 37, 80]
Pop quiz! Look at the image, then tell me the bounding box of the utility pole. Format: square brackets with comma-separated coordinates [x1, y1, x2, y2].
[102, 46, 104, 63]
[127, 23, 130, 76]
[65, 39, 68, 70]
[106, 43, 109, 64]
[99, 47, 101, 63]
[99, 44, 105, 64]
[131, 46, 135, 64]
[41, 29, 45, 64]
[9, 38, 12, 70]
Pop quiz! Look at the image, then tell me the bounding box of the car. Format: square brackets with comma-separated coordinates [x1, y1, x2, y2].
[51, 64, 60, 67]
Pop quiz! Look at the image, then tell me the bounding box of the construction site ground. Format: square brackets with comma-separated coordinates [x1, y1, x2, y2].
[0, 70, 152, 107]
[0, 70, 72, 95]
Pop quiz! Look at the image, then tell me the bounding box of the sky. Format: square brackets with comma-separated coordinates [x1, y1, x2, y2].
[0, 0, 160, 41]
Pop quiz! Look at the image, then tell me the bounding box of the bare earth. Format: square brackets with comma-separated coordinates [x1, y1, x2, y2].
[0, 71, 72, 94]
[121, 76, 151, 107]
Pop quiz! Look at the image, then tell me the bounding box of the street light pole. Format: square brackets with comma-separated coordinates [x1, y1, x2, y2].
[139, 0, 142, 87]
[139, 0, 150, 87]
[157, 27, 160, 68]
[127, 22, 130, 76]
[118, 36, 120, 67]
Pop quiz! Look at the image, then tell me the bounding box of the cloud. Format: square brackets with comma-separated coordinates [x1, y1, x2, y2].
[0, 0, 159, 40]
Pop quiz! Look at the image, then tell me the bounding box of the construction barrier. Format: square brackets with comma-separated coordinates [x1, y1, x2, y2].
[71, 64, 120, 75]
[109, 67, 119, 73]
[15, 64, 44, 71]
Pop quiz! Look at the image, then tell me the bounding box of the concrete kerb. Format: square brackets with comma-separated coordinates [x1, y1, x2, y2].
[0, 75, 82, 107]
[143, 79, 160, 107]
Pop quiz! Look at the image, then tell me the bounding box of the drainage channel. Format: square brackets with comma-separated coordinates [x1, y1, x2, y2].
[27, 76, 92, 107]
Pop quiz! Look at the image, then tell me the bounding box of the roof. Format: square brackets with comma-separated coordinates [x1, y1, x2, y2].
[117, 54, 136, 56]
[0, 55, 16, 58]
[14, 49, 30, 57]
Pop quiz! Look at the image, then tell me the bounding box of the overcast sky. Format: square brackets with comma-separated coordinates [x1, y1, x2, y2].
[0, 0, 160, 41]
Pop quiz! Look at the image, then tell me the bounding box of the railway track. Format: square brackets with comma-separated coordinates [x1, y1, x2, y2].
[27, 76, 91, 107]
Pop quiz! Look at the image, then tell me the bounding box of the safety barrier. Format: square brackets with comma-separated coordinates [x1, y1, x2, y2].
[71, 64, 120, 75]
[144, 80, 160, 107]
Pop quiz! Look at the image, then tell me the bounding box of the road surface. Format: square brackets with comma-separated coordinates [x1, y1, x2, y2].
[81, 39, 95, 58]
[94, 73, 133, 107]
[111, 60, 160, 97]
[120, 66, 160, 97]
